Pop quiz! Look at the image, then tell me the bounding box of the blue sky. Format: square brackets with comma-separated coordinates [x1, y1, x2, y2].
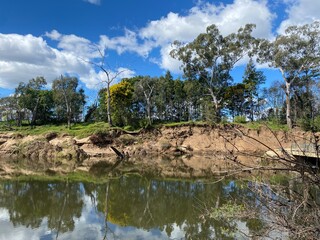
[0, 0, 319, 102]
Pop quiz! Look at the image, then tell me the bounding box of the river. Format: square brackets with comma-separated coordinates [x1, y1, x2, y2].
[0, 174, 309, 240]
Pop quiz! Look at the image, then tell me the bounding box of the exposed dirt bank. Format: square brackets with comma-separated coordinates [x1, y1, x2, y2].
[0, 125, 317, 179]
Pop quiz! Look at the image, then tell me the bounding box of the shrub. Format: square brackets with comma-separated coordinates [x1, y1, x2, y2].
[298, 116, 320, 132]
[234, 116, 247, 124]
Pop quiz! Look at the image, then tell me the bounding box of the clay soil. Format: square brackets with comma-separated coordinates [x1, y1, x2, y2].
[0, 124, 317, 179]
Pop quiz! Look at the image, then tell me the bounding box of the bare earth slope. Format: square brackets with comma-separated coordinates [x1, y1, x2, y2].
[0, 125, 317, 178]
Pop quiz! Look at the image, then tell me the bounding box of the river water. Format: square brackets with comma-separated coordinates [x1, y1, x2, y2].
[0, 175, 294, 240]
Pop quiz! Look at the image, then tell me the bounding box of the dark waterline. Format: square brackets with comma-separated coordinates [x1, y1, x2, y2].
[0, 175, 285, 240]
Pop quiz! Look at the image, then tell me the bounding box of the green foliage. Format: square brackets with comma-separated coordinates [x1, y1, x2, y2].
[110, 80, 134, 126]
[234, 115, 247, 124]
[15, 77, 51, 127]
[52, 76, 86, 128]
[225, 84, 247, 118]
[258, 21, 320, 129]
[134, 76, 157, 125]
[1, 22, 319, 132]
[298, 116, 320, 132]
[269, 174, 290, 185]
[171, 23, 256, 122]
[123, 125, 135, 131]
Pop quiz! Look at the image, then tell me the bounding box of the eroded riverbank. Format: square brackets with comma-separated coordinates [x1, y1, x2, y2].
[0, 124, 316, 179]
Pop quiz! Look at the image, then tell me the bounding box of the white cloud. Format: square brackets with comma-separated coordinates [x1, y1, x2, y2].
[3, 0, 318, 91]
[99, 29, 153, 57]
[139, 0, 275, 72]
[0, 32, 136, 90]
[45, 30, 100, 59]
[277, 0, 320, 34]
[83, 0, 101, 5]
[159, 44, 183, 74]
[0, 33, 93, 89]
[45, 29, 61, 41]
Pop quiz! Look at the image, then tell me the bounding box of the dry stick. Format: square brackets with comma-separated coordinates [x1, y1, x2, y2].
[235, 127, 309, 168]
[220, 129, 292, 170]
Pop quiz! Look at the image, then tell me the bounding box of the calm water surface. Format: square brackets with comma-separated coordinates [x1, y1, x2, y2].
[0, 175, 279, 240]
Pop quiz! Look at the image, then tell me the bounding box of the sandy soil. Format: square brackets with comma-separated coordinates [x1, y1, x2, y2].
[0, 125, 318, 179]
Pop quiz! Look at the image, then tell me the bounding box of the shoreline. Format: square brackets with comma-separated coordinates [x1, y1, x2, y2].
[0, 124, 315, 179]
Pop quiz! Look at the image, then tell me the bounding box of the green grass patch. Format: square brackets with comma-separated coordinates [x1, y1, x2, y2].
[0, 119, 289, 140]
[161, 121, 209, 128]
[269, 173, 291, 185]
[0, 122, 111, 138]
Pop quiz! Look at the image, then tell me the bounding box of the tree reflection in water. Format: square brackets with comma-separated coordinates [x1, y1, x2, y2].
[0, 181, 83, 238]
[0, 176, 276, 239]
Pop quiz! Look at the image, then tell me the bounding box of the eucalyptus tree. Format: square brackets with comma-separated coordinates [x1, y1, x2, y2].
[258, 21, 320, 129]
[134, 76, 157, 125]
[15, 77, 48, 127]
[52, 76, 86, 128]
[0, 96, 17, 126]
[171, 24, 257, 122]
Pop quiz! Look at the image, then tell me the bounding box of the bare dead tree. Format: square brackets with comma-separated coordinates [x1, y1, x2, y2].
[85, 48, 126, 126]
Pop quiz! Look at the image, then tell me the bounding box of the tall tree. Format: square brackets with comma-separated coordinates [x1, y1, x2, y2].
[134, 76, 157, 125]
[154, 71, 174, 121]
[262, 80, 285, 122]
[242, 58, 266, 121]
[258, 21, 320, 129]
[172, 79, 187, 121]
[15, 77, 48, 128]
[89, 49, 126, 126]
[0, 96, 18, 126]
[183, 79, 203, 121]
[171, 24, 257, 122]
[224, 83, 247, 120]
[52, 76, 86, 129]
[109, 80, 134, 126]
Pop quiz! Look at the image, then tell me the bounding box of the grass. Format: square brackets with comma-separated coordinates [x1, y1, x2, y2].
[160, 121, 209, 128]
[0, 122, 111, 138]
[269, 173, 291, 185]
[0, 119, 289, 139]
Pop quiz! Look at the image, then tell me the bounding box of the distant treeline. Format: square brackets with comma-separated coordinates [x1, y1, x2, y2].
[0, 21, 319, 130]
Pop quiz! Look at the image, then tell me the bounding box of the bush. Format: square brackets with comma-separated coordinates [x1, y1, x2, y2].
[298, 116, 320, 132]
[313, 116, 320, 132]
[234, 116, 247, 124]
